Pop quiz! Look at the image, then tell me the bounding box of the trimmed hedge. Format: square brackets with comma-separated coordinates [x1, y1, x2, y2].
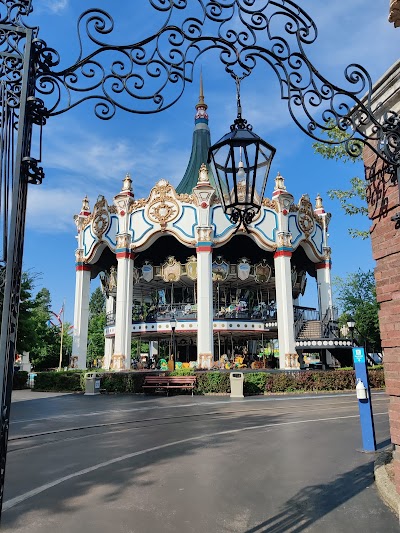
[265, 370, 357, 393]
[33, 371, 83, 392]
[13, 371, 28, 390]
[30, 368, 386, 395]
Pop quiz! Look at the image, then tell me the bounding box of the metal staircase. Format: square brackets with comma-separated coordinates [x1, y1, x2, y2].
[297, 320, 322, 339]
[294, 306, 354, 367]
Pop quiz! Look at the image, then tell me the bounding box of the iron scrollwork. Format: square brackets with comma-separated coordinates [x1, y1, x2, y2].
[29, 0, 400, 166]
[0, 0, 399, 517]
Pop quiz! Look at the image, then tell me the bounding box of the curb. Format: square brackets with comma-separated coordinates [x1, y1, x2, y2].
[374, 448, 400, 517]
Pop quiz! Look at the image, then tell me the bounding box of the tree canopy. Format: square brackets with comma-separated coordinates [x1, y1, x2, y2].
[87, 287, 106, 366]
[313, 125, 369, 240]
[334, 269, 381, 352]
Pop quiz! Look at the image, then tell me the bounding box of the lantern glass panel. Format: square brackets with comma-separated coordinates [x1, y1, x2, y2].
[209, 128, 275, 224]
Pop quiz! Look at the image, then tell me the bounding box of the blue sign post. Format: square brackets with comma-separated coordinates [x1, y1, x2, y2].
[352, 347, 376, 452]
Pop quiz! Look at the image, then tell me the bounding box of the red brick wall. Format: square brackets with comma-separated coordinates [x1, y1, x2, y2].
[364, 144, 400, 493]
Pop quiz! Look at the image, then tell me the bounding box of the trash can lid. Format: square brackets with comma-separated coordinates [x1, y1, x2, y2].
[231, 372, 243, 378]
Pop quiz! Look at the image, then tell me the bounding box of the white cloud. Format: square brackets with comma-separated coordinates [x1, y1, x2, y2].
[26, 186, 83, 233]
[29, 117, 192, 233]
[38, 0, 68, 14]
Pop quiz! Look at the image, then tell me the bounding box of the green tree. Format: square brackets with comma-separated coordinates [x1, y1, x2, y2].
[16, 271, 40, 353]
[313, 124, 369, 239]
[0, 268, 40, 354]
[87, 287, 106, 366]
[334, 269, 381, 352]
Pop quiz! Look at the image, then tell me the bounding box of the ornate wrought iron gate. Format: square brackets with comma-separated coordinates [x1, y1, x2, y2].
[0, 0, 399, 518]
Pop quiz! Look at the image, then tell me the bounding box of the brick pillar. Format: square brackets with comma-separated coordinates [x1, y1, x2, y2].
[364, 144, 400, 494]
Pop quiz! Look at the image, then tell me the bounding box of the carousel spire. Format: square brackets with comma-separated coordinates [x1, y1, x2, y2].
[176, 70, 213, 194]
[195, 69, 208, 119]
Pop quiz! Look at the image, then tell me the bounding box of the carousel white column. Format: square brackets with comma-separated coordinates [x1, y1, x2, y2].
[272, 173, 297, 369]
[104, 293, 115, 369]
[71, 250, 91, 370]
[314, 194, 333, 320]
[192, 164, 216, 369]
[317, 250, 333, 319]
[196, 227, 214, 368]
[112, 173, 136, 371]
[274, 234, 297, 369]
[113, 234, 134, 371]
[71, 196, 92, 370]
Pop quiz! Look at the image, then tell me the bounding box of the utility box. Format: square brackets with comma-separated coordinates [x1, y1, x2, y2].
[230, 372, 244, 398]
[85, 372, 101, 395]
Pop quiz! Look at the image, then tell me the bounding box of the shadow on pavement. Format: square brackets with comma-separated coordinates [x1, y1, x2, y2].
[244, 461, 377, 533]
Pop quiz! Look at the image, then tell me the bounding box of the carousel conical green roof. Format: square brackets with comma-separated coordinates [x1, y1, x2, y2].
[176, 74, 215, 194]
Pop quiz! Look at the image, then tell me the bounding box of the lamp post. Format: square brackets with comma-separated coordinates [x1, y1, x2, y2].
[208, 78, 276, 229]
[347, 318, 356, 345]
[170, 317, 177, 362]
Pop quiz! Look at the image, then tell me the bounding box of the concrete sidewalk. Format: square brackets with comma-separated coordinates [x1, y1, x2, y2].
[11, 390, 75, 402]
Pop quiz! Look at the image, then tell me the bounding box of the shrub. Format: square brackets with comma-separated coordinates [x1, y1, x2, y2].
[170, 369, 195, 376]
[244, 373, 268, 394]
[265, 372, 298, 393]
[368, 368, 385, 389]
[33, 371, 83, 392]
[13, 371, 29, 390]
[30, 368, 385, 394]
[100, 372, 147, 393]
[196, 372, 230, 394]
[264, 369, 384, 393]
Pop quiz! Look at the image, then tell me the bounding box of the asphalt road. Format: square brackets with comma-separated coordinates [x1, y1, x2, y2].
[1, 390, 398, 532]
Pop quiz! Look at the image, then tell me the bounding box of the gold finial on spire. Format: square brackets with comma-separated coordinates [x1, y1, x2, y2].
[122, 172, 133, 193]
[315, 193, 323, 210]
[274, 172, 286, 191]
[81, 195, 90, 213]
[196, 68, 208, 111]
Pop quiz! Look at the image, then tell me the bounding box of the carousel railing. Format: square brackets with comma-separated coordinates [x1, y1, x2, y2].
[129, 301, 279, 323]
[132, 303, 198, 322]
[213, 302, 277, 321]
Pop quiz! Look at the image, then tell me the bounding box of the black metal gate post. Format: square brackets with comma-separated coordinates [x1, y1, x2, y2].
[0, 19, 44, 514]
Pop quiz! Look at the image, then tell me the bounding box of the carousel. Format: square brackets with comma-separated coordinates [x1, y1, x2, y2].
[71, 82, 343, 371]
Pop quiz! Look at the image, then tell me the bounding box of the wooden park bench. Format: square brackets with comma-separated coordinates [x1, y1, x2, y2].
[143, 375, 196, 396]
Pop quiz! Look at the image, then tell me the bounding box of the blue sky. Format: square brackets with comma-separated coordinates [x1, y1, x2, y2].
[22, 0, 400, 322]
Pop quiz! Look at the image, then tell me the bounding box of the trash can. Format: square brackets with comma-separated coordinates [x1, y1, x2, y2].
[230, 372, 244, 398]
[85, 372, 101, 395]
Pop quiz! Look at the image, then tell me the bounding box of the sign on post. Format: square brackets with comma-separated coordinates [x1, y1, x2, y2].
[352, 347, 376, 452]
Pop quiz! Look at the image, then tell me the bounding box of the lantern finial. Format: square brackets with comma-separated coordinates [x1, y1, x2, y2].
[80, 195, 90, 215]
[198, 163, 209, 183]
[274, 172, 286, 191]
[122, 173, 133, 193]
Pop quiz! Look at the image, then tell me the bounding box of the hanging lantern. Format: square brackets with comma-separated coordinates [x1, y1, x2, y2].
[208, 78, 276, 228]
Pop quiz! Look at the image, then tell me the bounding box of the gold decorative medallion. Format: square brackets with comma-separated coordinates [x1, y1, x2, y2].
[92, 195, 110, 238]
[146, 179, 179, 231]
[298, 194, 315, 237]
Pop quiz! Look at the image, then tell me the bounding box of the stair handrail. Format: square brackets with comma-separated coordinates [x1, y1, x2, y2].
[321, 306, 339, 338]
[294, 308, 305, 338]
